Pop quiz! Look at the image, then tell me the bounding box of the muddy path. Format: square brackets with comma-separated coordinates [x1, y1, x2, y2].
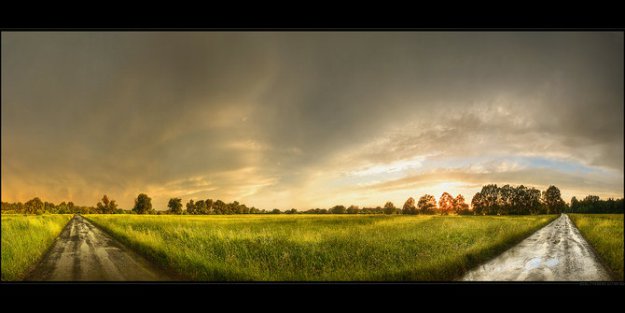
[462, 214, 612, 281]
[25, 215, 172, 281]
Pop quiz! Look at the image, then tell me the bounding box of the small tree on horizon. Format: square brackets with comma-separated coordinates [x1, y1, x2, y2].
[471, 192, 485, 215]
[438, 192, 454, 215]
[383, 201, 398, 214]
[417, 194, 437, 215]
[402, 197, 417, 215]
[168, 198, 183, 215]
[25, 197, 44, 215]
[347, 205, 360, 214]
[97, 195, 118, 214]
[569, 196, 579, 213]
[186, 199, 195, 215]
[543, 185, 565, 214]
[330, 205, 347, 214]
[454, 194, 470, 215]
[133, 193, 152, 214]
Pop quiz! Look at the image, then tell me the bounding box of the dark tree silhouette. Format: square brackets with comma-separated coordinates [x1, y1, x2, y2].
[168, 198, 183, 214]
[417, 194, 437, 215]
[438, 192, 454, 215]
[402, 197, 418, 215]
[25, 197, 44, 215]
[330, 205, 347, 214]
[454, 194, 470, 215]
[383, 201, 398, 214]
[133, 193, 152, 214]
[347, 205, 360, 214]
[543, 185, 565, 214]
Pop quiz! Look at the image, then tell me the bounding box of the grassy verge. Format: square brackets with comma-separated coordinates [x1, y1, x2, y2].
[1, 214, 73, 281]
[86, 214, 556, 281]
[569, 214, 624, 280]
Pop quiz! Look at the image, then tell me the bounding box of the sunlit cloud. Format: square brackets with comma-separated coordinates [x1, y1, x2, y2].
[2, 32, 623, 209]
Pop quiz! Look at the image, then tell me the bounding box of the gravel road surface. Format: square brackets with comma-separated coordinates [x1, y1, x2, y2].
[462, 214, 612, 281]
[26, 215, 171, 281]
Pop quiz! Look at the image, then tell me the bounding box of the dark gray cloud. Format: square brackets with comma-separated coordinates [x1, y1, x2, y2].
[2, 32, 622, 209]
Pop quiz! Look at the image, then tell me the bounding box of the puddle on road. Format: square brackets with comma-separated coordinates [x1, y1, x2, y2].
[525, 257, 542, 270]
[545, 258, 559, 267]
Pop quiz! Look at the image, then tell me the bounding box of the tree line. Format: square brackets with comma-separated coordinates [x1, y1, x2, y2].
[1, 184, 622, 215]
[567, 195, 624, 214]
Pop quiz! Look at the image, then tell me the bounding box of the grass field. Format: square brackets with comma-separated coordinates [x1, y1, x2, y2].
[568, 214, 624, 280]
[1, 214, 72, 281]
[86, 214, 556, 281]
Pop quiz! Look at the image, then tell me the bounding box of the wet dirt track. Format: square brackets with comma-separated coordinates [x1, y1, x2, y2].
[462, 214, 612, 281]
[26, 215, 171, 281]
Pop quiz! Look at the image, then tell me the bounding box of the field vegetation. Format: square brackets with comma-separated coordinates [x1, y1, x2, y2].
[569, 214, 624, 280]
[1, 214, 72, 281]
[86, 214, 556, 281]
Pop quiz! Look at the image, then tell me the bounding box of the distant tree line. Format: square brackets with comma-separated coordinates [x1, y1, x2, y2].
[470, 184, 548, 215]
[567, 195, 624, 214]
[0, 197, 126, 215]
[2, 184, 623, 215]
[174, 198, 262, 215]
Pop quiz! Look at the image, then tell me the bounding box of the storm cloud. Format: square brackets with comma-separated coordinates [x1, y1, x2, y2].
[2, 32, 623, 209]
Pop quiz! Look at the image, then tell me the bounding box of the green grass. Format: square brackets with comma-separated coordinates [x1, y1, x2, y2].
[86, 214, 556, 281]
[1, 214, 72, 281]
[569, 214, 624, 280]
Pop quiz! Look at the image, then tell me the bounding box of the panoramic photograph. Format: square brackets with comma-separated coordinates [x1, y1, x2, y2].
[1, 31, 623, 282]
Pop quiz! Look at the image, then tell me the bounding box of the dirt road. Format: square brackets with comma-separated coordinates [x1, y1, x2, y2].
[462, 214, 612, 281]
[26, 215, 171, 281]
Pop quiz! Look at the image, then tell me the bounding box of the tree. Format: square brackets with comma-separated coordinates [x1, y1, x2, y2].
[168, 198, 183, 214]
[109, 200, 118, 213]
[583, 195, 600, 203]
[528, 187, 542, 215]
[481, 184, 499, 215]
[417, 194, 437, 215]
[226, 201, 240, 214]
[347, 205, 360, 214]
[25, 197, 44, 215]
[97, 195, 109, 214]
[213, 200, 226, 214]
[96, 195, 117, 214]
[57, 202, 68, 214]
[471, 192, 485, 215]
[186, 200, 195, 215]
[438, 192, 454, 215]
[271, 208, 281, 214]
[454, 194, 470, 215]
[330, 205, 347, 214]
[238, 203, 250, 214]
[542, 185, 564, 214]
[402, 197, 418, 215]
[44, 201, 56, 213]
[498, 185, 514, 215]
[512, 185, 529, 215]
[205, 199, 214, 214]
[383, 201, 398, 214]
[133, 193, 152, 214]
[570, 196, 579, 213]
[195, 200, 208, 214]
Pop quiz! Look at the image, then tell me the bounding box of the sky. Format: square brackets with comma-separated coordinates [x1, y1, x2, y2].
[1, 32, 623, 210]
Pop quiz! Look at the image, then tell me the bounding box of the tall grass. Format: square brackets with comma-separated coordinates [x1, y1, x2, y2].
[1, 214, 72, 281]
[86, 214, 556, 281]
[569, 214, 624, 280]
